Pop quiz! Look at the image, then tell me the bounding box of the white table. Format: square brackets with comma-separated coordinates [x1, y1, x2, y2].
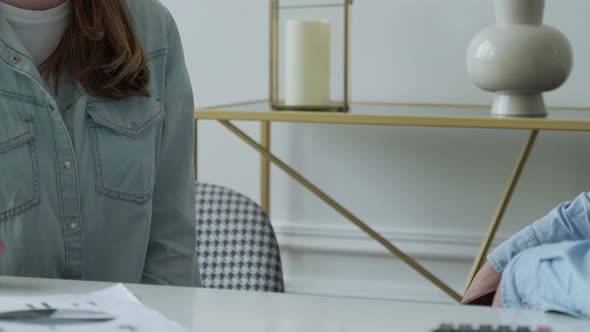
[1, 276, 588, 332]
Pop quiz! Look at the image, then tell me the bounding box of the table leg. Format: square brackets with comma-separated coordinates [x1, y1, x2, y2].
[219, 120, 462, 302]
[261, 121, 271, 214]
[463, 129, 539, 296]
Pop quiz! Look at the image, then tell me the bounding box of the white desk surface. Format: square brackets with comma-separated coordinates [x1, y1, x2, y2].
[1, 276, 588, 332]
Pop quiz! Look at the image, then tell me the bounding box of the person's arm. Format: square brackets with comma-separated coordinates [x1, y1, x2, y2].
[463, 193, 590, 304]
[141, 17, 200, 287]
[492, 285, 502, 308]
[488, 192, 590, 275]
[461, 261, 500, 304]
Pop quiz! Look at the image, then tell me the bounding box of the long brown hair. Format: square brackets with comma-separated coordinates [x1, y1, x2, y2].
[40, 0, 150, 100]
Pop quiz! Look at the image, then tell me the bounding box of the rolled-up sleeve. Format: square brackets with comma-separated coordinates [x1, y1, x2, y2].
[488, 225, 539, 274]
[500, 240, 590, 319]
[489, 193, 590, 274]
[141, 17, 200, 287]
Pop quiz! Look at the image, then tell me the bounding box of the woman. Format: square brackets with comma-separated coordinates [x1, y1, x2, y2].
[464, 193, 590, 318]
[0, 0, 199, 287]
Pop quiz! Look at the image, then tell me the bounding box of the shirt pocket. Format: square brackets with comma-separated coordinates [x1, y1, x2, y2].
[0, 111, 40, 221]
[87, 96, 164, 205]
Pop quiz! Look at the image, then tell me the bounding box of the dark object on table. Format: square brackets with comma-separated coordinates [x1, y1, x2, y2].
[462, 290, 497, 306]
[432, 324, 551, 332]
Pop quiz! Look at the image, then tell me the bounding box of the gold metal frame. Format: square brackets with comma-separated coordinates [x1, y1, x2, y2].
[197, 100, 590, 131]
[195, 101, 590, 302]
[269, 0, 350, 112]
[224, 120, 463, 300]
[463, 129, 539, 294]
[260, 121, 271, 213]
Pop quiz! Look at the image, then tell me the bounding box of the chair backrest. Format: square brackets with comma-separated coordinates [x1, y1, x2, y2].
[195, 182, 284, 292]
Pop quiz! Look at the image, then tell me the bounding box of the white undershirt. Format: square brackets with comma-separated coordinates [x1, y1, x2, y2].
[0, 1, 70, 66]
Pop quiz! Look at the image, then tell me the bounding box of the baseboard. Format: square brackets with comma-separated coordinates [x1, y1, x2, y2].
[272, 221, 509, 262]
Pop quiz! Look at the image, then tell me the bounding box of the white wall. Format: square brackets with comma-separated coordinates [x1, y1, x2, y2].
[160, 0, 590, 303]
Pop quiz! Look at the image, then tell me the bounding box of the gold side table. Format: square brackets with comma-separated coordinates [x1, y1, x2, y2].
[194, 100, 590, 302]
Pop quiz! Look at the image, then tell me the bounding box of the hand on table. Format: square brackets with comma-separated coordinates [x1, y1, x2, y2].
[462, 261, 501, 305]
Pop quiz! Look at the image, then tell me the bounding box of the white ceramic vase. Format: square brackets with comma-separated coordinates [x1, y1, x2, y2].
[467, 0, 573, 117]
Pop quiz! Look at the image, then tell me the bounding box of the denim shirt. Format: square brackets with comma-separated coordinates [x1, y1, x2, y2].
[489, 192, 590, 274]
[0, 0, 200, 287]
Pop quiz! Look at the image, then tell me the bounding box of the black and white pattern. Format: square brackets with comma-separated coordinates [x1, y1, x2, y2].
[195, 182, 284, 292]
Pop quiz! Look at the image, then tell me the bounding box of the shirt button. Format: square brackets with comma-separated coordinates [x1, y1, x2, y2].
[10, 54, 20, 64]
[69, 222, 78, 230]
[131, 122, 140, 130]
[64, 161, 72, 170]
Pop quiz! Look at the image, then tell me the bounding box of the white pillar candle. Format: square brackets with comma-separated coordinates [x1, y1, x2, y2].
[285, 19, 331, 106]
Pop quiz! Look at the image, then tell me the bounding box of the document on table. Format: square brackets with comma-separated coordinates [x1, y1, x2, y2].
[0, 284, 188, 332]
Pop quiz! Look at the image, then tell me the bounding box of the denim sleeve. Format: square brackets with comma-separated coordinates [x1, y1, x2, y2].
[500, 240, 590, 319]
[488, 193, 590, 274]
[141, 17, 200, 287]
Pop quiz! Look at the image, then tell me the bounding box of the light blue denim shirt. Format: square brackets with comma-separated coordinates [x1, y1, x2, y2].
[500, 240, 590, 319]
[489, 193, 590, 317]
[489, 192, 590, 274]
[0, 0, 200, 287]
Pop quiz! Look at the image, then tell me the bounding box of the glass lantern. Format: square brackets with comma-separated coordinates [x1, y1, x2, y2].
[269, 0, 351, 112]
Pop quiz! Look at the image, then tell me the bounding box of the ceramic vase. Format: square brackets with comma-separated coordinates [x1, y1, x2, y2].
[467, 0, 573, 117]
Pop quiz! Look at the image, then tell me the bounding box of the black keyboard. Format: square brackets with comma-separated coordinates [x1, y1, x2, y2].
[432, 324, 552, 332]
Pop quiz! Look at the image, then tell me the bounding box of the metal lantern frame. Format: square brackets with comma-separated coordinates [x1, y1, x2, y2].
[269, 0, 351, 112]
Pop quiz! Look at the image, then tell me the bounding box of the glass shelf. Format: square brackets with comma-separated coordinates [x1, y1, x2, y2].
[195, 100, 590, 131]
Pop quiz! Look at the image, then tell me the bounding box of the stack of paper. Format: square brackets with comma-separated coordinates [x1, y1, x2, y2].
[0, 284, 188, 332]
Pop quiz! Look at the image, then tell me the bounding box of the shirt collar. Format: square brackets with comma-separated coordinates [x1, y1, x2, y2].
[0, 14, 31, 59]
[0, 15, 50, 95]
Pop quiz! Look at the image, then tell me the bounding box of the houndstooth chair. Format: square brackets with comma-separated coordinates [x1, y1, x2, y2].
[195, 182, 284, 292]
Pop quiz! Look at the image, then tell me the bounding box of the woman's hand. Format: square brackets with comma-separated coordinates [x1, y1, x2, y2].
[0, 241, 4, 255]
[462, 261, 501, 305]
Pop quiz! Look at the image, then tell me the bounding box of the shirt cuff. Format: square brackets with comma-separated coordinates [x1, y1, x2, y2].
[487, 225, 540, 274]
